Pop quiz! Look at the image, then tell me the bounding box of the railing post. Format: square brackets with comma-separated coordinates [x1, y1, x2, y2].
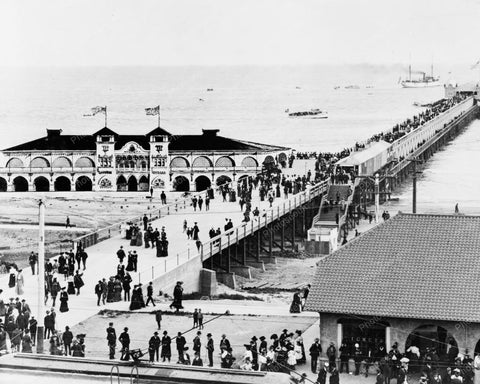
[177, 253, 179, 265]
[152, 266, 154, 280]
[167, 206, 170, 215]
[164, 259, 167, 272]
[188, 248, 190, 260]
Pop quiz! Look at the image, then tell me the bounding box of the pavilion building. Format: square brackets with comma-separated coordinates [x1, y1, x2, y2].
[305, 213, 480, 360]
[0, 126, 289, 192]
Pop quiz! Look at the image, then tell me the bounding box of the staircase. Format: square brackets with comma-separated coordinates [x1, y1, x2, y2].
[306, 183, 355, 255]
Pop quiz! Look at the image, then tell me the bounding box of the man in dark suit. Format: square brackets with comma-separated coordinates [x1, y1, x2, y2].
[206, 333, 214, 367]
[309, 338, 322, 373]
[317, 362, 328, 384]
[106, 322, 116, 359]
[95, 281, 103, 306]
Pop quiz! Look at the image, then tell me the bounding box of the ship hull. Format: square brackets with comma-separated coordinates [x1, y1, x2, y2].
[401, 81, 442, 88]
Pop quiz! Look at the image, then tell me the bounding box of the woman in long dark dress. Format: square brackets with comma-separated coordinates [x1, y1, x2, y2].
[129, 285, 139, 310]
[126, 252, 134, 272]
[8, 268, 16, 288]
[161, 238, 169, 257]
[170, 282, 184, 311]
[161, 331, 172, 362]
[289, 291, 302, 313]
[156, 239, 162, 258]
[113, 278, 122, 302]
[67, 276, 75, 295]
[59, 288, 69, 313]
[107, 278, 115, 303]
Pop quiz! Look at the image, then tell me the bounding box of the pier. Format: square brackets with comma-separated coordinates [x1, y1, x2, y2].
[306, 95, 478, 254]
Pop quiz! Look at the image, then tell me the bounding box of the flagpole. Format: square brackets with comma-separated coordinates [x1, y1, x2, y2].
[105, 106, 108, 127]
[158, 105, 160, 128]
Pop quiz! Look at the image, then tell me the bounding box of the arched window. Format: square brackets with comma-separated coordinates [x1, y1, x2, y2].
[75, 157, 95, 168]
[215, 156, 235, 167]
[170, 157, 189, 168]
[30, 157, 50, 168]
[52, 157, 72, 168]
[241, 156, 258, 167]
[6, 158, 23, 168]
[192, 156, 213, 168]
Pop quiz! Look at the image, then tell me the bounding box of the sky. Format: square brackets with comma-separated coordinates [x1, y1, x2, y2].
[0, 0, 480, 67]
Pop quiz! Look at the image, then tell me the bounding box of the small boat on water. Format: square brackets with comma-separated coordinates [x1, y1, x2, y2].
[345, 85, 360, 89]
[413, 101, 432, 107]
[333, 86, 340, 90]
[288, 109, 328, 119]
[206, 88, 214, 91]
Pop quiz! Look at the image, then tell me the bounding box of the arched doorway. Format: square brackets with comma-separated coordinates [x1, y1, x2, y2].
[195, 175, 211, 191]
[0, 177, 7, 192]
[405, 325, 455, 362]
[75, 176, 92, 191]
[138, 175, 149, 191]
[128, 176, 138, 191]
[117, 175, 127, 191]
[13, 176, 28, 192]
[54, 176, 71, 191]
[216, 175, 232, 186]
[34, 176, 50, 192]
[173, 176, 189, 192]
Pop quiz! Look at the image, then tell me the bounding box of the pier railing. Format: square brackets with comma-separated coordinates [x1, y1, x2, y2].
[389, 98, 477, 177]
[137, 180, 329, 282]
[71, 181, 235, 250]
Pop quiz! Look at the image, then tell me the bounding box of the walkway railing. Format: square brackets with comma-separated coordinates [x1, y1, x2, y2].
[72, 181, 234, 250]
[389, 100, 477, 176]
[137, 180, 328, 282]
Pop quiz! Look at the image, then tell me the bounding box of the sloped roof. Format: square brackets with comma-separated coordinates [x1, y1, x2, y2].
[4, 129, 288, 153]
[94, 127, 118, 136]
[305, 213, 480, 323]
[147, 127, 172, 137]
[336, 141, 391, 167]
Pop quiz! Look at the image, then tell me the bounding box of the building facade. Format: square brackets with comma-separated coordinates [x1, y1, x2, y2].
[306, 213, 480, 361]
[0, 127, 289, 192]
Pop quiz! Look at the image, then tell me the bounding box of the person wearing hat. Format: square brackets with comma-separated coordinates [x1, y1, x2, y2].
[176, 332, 187, 363]
[259, 336, 267, 355]
[193, 331, 202, 355]
[161, 330, 172, 362]
[148, 331, 161, 362]
[309, 338, 322, 373]
[317, 362, 328, 384]
[451, 368, 463, 384]
[106, 322, 116, 359]
[398, 357, 409, 384]
[119, 327, 130, 361]
[220, 334, 231, 353]
[169, 281, 184, 312]
[250, 336, 258, 370]
[206, 333, 214, 367]
[59, 287, 69, 313]
[62, 325, 73, 355]
[326, 342, 337, 372]
[353, 343, 362, 376]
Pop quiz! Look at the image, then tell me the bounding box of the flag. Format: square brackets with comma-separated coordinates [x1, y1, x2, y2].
[91, 106, 106, 115]
[145, 105, 160, 116]
[471, 60, 480, 70]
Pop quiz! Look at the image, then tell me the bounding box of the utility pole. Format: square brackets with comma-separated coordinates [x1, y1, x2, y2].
[37, 200, 46, 354]
[375, 173, 380, 223]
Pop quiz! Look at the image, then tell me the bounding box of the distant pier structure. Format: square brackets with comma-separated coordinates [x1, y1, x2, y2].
[0, 127, 289, 193]
[307, 94, 478, 254]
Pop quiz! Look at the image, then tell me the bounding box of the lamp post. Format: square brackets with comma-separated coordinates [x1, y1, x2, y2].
[37, 200, 46, 353]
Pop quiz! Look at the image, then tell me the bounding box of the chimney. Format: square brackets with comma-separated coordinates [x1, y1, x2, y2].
[46, 129, 62, 138]
[202, 129, 219, 137]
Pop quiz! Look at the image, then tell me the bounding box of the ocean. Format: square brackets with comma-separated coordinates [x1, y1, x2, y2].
[0, 64, 478, 212]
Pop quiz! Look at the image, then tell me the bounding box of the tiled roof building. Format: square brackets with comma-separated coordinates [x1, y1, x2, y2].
[305, 213, 480, 364]
[0, 126, 289, 193]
